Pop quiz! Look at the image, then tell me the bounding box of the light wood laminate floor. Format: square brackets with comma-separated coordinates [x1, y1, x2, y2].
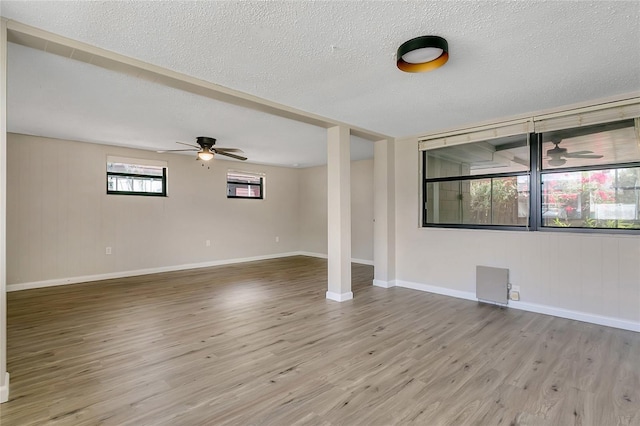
[1, 256, 639, 426]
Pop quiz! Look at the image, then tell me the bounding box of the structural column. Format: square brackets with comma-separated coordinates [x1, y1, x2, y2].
[0, 18, 10, 403]
[373, 138, 396, 288]
[326, 125, 352, 301]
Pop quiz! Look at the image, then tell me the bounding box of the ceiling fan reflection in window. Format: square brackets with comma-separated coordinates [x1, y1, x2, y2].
[545, 139, 603, 167]
[157, 136, 247, 161]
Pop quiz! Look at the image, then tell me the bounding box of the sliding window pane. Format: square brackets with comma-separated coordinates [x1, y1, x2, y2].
[426, 176, 529, 226]
[426, 134, 529, 178]
[490, 176, 530, 225]
[542, 119, 640, 170]
[106, 159, 167, 196]
[541, 167, 640, 229]
[107, 162, 164, 176]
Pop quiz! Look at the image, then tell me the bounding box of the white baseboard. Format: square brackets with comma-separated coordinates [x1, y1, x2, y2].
[7, 252, 376, 293]
[7, 252, 302, 292]
[373, 279, 396, 288]
[297, 251, 328, 260]
[396, 280, 477, 302]
[0, 372, 9, 404]
[395, 280, 639, 333]
[297, 251, 374, 265]
[508, 300, 640, 333]
[326, 291, 354, 302]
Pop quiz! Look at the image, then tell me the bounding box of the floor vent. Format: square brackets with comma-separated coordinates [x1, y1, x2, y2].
[476, 265, 509, 305]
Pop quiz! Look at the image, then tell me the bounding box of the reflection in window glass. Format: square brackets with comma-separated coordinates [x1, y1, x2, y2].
[426, 134, 529, 178]
[541, 168, 640, 229]
[426, 176, 529, 226]
[106, 161, 167, 196]
[542, 119, 640, 170]
[107, 162, 164, 176]
[227, 171, 264, 199]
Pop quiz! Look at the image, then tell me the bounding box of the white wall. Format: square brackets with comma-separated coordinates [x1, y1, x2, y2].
[7, 133, 300, 286]
[298, 159, 374, 263]
[394, 137, 640, 331]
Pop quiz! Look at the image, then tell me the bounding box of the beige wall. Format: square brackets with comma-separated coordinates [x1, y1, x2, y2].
[7, 133, 300, 285]
[395, 137, 640, 326]
[298, 159, 374, 262]
[298, 164, 327, 256]
[7, 134, 375, 286]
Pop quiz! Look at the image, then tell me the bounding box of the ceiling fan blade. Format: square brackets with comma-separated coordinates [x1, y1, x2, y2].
[216, 151, 247, 161]
[564, 150, 594, 156]
[213, 147, 244, 153]
[157, 149, 199, 153]
[176, 141, 200, 148]
[565, 154, 604, 159]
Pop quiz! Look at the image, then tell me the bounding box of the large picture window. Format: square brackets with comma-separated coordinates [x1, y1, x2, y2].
[423, 132, 531, 229]
[421, 101, 640, 233]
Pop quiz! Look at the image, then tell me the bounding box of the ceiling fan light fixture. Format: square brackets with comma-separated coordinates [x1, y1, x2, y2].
[397, 35, 449, 73]
[548, 158, 566, 167]
[198, 150, 214, 161]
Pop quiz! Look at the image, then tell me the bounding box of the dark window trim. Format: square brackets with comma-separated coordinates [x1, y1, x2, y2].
[537, 225, 640, 235]
[423, 223, 528, 231]
[423, 129, 640, 234]
[107, 167, 167, 197]
[227, 195, 263, 200]
[425, 171, 528, 183]
[530, 132, 541, 229]
[540, 161, 640, 175]
[226, 173, 264, 200]
[422, 146, 530, 228]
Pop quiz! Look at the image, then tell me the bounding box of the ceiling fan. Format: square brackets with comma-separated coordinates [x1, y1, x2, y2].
[157, 136, 247, 161]
[546, 139, 603, 167]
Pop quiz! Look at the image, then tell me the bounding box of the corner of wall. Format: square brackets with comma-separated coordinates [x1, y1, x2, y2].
[0, 372, 9, 403]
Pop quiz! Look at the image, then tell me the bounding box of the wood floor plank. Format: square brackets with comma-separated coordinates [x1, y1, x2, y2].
[1, 256, 639, 425]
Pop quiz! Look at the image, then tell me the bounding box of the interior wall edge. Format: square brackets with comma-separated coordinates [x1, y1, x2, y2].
[395, 279, 640, 333]
[0, 16, 9, 405]
[0, 372, 9, 404]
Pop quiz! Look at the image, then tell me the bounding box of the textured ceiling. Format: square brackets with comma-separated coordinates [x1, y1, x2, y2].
[7, 42, 374, 168]
[2, 1, 640, 167]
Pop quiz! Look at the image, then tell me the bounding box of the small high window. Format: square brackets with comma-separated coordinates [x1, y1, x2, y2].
[107, 156, 167, 196]
[227, 171, 264, 199]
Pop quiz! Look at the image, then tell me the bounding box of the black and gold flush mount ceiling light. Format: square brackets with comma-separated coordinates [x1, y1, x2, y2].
[397, 35, 449, 73]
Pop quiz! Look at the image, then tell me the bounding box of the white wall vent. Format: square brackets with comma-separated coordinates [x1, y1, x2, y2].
[476, 266, 509, 305]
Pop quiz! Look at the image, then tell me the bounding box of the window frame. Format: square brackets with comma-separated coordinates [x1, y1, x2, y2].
[106, 159, 167, 197]
[226, 171, 264, 200]
[421, 134, 532, 231]
[421, 113, 640, 234]
[534, 130, 640, 234]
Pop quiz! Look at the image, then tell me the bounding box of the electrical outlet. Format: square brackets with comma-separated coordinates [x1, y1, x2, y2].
[275, 236, 280, 243]
[510, 285, 520, 301]
[105, 247, 112, 255]
[206, 240, 211, 247]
